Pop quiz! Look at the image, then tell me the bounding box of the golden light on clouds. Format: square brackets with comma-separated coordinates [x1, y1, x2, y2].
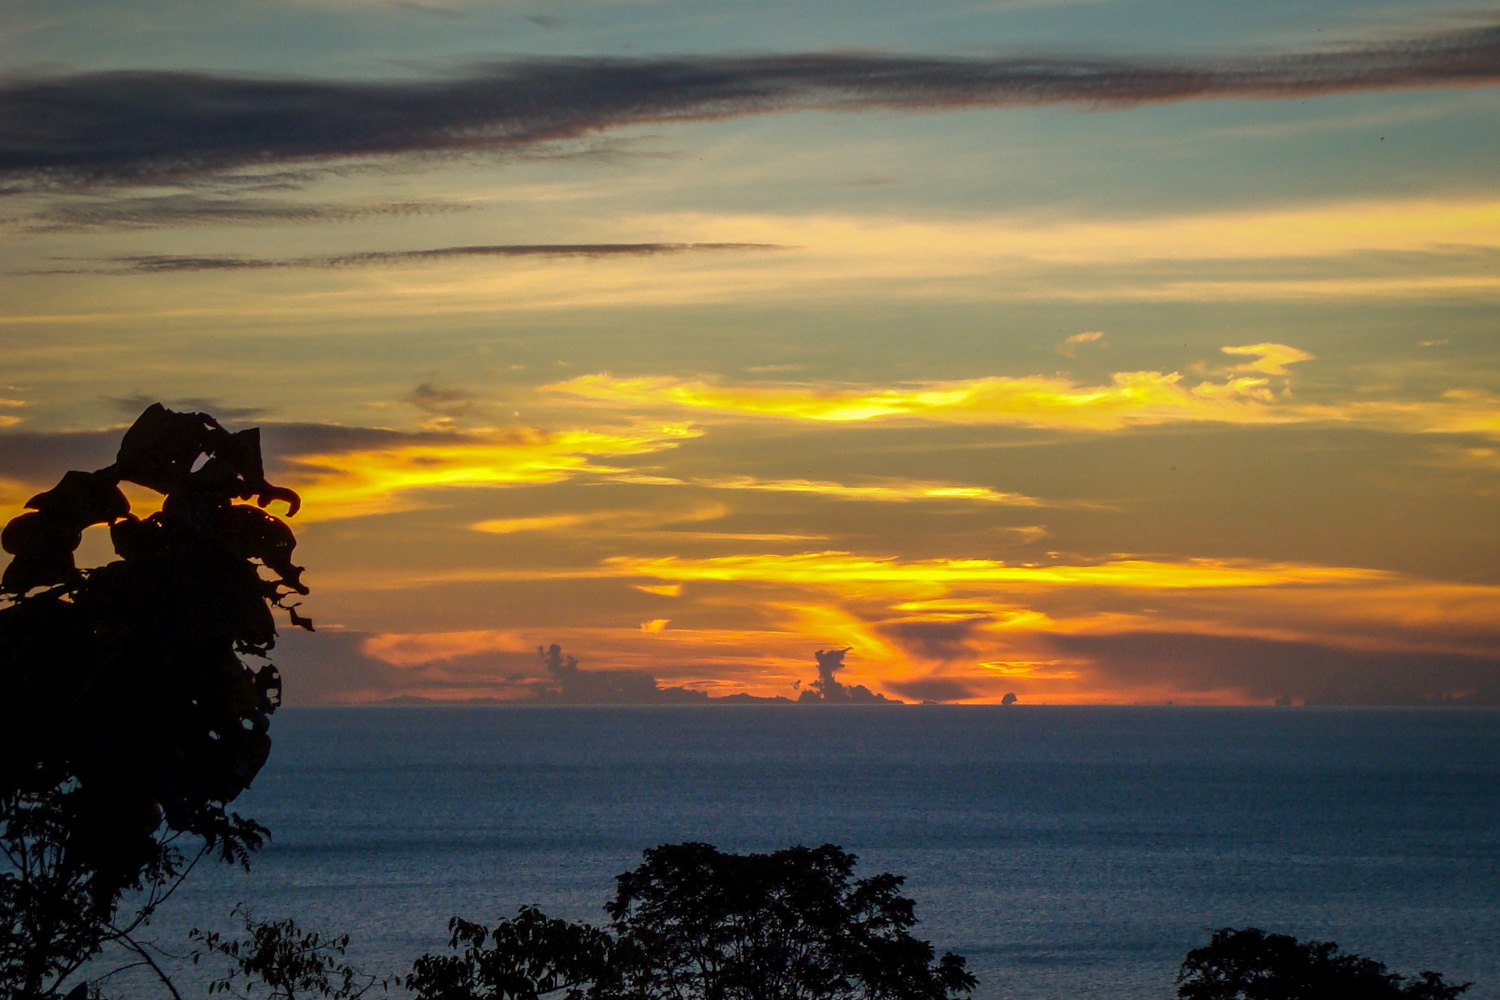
[1222, 343, 1316, 375]
[696, 476, 1046, 505]
[605, 551, 1386, 591]
[283, 422, 701, 520]
[0, 399, 22, 429]
[8, 12, 1500, 711]
[316, 534, 1500, 704]
[548, 348, 1500, 439]
[547, 350, 1303, 430]
[473, 513, 596, 534]
[1059, 331, 1105, 357]
[635, 583, 683, 597]
[651, 197, 1500, 267]
[361, 629, 530, 666]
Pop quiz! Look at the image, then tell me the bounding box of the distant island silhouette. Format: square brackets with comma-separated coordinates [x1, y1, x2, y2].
[373, 644, 906, 706]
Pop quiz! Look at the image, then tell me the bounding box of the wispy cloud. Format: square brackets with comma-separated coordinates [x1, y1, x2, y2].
[4, 24, 1499, 186]
[604, 551, 1385, 590]
[46, 242, 785, 274]
[469, 502, 790, 539]
[692, 476, 1048, 505]
[1059, 330, 1105, 358]
[20, 194, 468, 231]
[547, 348, 1500, 438]
[649, 199, 1500, 268]
[1221, 342, 1316, 375]
[282, 421, 702, 520]
[0, 398, 23, 429]
[546, 346, 1307, 430]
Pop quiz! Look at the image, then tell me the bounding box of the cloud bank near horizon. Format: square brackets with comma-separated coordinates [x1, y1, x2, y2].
[3, 23, 1499, 187]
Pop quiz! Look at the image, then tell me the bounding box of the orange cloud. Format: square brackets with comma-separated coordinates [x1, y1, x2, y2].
[329, 547, 1500, 704]
[361, 629, 530, 666]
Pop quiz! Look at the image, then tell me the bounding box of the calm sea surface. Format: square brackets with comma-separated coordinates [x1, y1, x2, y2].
[118, 707, 1500, 999]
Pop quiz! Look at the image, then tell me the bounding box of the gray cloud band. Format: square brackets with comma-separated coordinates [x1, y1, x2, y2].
[34, 242, 784, 274]
[3, 24, 1498, 187]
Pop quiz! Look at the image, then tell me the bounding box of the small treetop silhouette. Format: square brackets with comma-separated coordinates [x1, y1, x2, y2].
[407, 842, 977, 1000]
[0, 403, 309, 997]
[1177, 927, 1470, 1000]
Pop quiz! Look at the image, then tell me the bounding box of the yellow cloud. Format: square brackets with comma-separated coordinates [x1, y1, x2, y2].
[565, 472, 1047, 505]
[315, 550, 1389, 597]
[1331, 391, 1500, 438]
[640, 619, 670, 632]
[284, 422, 701, 520]
[547, 369, 1294, 430]
[696, 476, 1045, 505]
[1222, 343, 1316, 375]
[605, 551, 1384, 591]
[469, 502, 828, 542]
[635, 583, 683, 597]
[548, 351, 1500, 439]
[648, 198, 1500, 268]
[472, 513, 595, 534]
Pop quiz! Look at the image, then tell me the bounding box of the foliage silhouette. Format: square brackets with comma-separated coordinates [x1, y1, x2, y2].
[1177, 927, 1470, 1000]
[407, 842, 976, 1000]
[408, 905, 617, 1000]
[190, 905, 389, 1000]
[0, 404, 309, 998]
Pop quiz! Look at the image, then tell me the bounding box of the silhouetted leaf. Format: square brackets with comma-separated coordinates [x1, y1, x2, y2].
[0, 403, 310, 998]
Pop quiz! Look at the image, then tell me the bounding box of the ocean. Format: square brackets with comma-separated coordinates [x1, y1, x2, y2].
[107, 706, 1500, 999]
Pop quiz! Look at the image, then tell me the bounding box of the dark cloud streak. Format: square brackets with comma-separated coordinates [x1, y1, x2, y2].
[3, 24, 1499, 187]
[48, 241, 784, 274]
[25, 193, 470, 230]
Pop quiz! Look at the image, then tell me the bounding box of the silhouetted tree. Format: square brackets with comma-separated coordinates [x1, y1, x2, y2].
[407, 905, 615, 1000]
[0, 404, 310, 998]
[1177, 928, 1470, 1000]
[189, 905, 388, 1000]
[408, 843, 976, 1000]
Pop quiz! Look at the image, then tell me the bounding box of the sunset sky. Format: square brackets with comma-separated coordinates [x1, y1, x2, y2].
[3, 0, 1499, 704]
